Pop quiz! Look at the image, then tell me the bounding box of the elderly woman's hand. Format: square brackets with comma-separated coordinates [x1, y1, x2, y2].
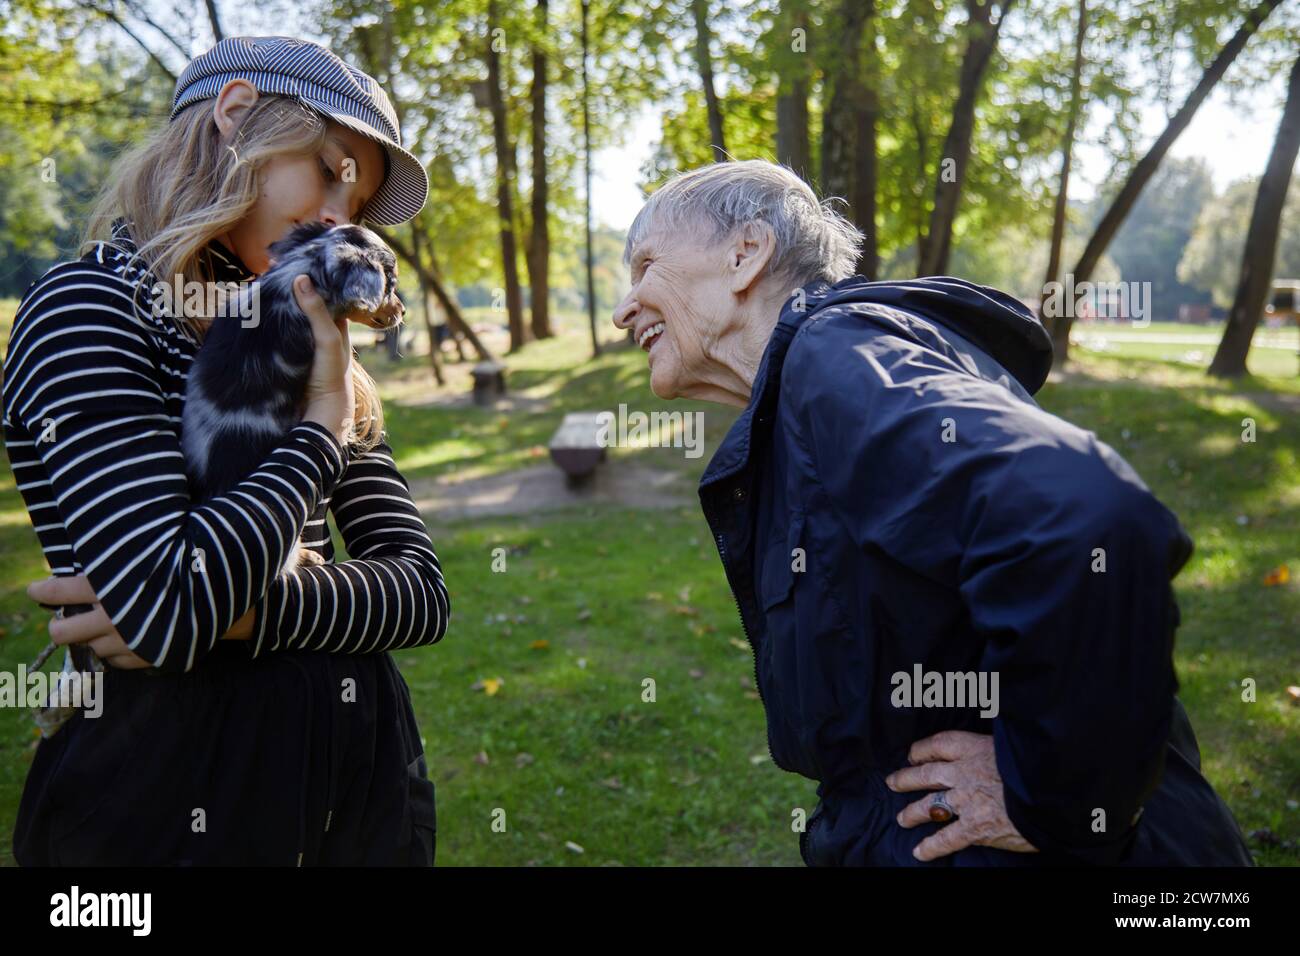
[886, 730, 1038, 861]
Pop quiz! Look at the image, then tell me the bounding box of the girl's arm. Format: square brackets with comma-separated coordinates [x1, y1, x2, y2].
[247, 431, 450, 654]
[3, 262, 347, 672]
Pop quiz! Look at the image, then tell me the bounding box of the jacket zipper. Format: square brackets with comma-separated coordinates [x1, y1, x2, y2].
[714, 530, 778, 768]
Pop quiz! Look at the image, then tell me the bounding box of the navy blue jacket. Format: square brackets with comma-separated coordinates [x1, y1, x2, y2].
[699, 275, 1253, 866]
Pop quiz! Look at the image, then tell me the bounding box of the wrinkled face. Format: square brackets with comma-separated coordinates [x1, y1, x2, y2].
[612, 219, 744, 400]
[224, 120, 387, 275]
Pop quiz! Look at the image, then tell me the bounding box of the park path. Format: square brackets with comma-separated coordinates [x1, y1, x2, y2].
[407, 458, 695, 523]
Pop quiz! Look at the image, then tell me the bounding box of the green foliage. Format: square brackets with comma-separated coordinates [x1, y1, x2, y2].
[1180, 176, 1300, 307]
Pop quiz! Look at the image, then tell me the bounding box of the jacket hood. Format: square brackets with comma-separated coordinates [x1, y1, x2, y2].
[799, 275, 1055, 395]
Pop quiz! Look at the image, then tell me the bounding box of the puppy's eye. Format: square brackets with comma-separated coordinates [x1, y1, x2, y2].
[319, 157, 336, 183]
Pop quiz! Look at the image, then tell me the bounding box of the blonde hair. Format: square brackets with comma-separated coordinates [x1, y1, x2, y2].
[80, 94, 386, 453]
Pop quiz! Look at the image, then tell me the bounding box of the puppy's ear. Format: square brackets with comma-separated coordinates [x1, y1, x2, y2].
[333, 245, 387, 313]
[267, 221, 333, 264]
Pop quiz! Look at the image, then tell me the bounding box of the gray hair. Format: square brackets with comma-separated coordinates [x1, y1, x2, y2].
[622, 159, 866, 286]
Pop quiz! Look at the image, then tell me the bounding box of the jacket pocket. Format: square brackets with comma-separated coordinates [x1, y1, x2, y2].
[759, 511, 805, 611]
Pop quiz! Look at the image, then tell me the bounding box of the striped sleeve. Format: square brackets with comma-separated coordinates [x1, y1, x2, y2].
[248, 431, 451, 655]
[2, 263, 348, 673]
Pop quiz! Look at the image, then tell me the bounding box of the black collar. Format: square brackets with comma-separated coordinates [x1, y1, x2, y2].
[108, 217, 256, 283]
[201, 236, 256, 283]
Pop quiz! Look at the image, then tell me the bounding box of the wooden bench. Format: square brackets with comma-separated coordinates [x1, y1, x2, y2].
[471, 361, 507, 405]
[548, 412, 608, 483]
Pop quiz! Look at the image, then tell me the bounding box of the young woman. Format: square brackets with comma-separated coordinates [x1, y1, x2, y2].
[2, 36, 450, 865]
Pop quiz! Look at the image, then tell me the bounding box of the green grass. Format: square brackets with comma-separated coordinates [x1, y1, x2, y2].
[0, 301, 1296, 866]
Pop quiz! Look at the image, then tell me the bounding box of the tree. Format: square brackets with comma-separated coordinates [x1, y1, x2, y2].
[820, 0, 878, 277]
[916, 0, 1018, 277]
[1209, 51, 1300, 378]
[1041, 0, 1087, 318]
[1107, 158, 1215, 313]
[1179, 180, 1300, 307]
[774, 0, 811, 182]
[485, 0, 527, 352]
[527, 0, 553, 340]
[692, 0, 728, 161]
[1052, 0, 1284, 363]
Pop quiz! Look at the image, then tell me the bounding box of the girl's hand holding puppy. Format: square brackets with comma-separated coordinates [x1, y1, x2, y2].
[296, 273, 356, 448]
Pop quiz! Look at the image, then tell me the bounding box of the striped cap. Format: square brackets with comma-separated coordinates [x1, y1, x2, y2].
[171, 36, 428, 225]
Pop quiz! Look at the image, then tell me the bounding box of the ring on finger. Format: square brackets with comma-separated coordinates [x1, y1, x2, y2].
[929, 790, 958, 824]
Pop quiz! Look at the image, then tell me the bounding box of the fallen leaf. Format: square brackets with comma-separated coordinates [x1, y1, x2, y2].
[473, 750, 490, 765]
[1263, 565, 1290, 586]
[530, 639, 549, 650]
[576, 608, 592, 622]
[689, 668, 704, 679]
[600, 777, 623, 790]
[515, 752, 535, 768]
[564, 841, 584, 854]
[473, 677, 504, 696]
[671, 604, 698, 617]
[749, 753, 768, 765]
[1286, 686, 1300, 703]
[728, 638, 749, 651]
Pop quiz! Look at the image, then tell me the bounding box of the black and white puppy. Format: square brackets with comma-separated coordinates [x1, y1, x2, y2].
[181, 221, 404, 578]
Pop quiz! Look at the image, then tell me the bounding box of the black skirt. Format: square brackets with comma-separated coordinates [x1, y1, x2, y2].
[12, 641, 436, 866]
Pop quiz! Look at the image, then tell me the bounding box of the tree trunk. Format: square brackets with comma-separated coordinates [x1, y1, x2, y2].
[486, 0, 527, 352]
[911, 93, 929, 269]
[373, 226, 497, 363]
[410, 222, 446, 386]
[691, 0, 727, 161]
[1209, 53, 1300, 378]
[1055, 0, 1283, 365]
[203, 0, 224, 42]
[819, 0, 876, 277]
[528, 0, 553, 340]
[917, 0, 1015, 277]
[581, 0, 601, 357]
[775, 3, 810, 182]
[855, 3, 879, 280]
[1041, 0, 1087, 340]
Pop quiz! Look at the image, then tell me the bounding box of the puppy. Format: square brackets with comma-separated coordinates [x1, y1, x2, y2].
[180, 221, 403, 579]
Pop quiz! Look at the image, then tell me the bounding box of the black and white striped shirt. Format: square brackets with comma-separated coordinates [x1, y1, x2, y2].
[2, 220, 450, 672]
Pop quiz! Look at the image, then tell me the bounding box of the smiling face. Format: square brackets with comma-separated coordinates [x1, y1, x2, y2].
[211, 80, 387, 275]
[612, 220, 748, 401]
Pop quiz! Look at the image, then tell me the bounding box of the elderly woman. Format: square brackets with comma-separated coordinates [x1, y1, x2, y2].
[612, 159, 1252, 867]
